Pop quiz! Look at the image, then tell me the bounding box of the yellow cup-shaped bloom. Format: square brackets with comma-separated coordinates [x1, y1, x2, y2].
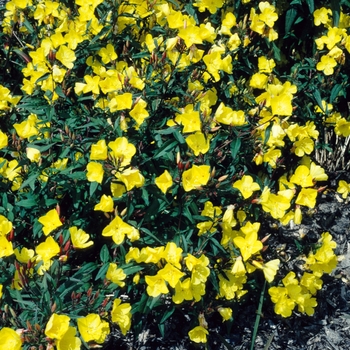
[14, 247, 34, 263]
[111, 298, 132, 335]
[38, 208, 62, 236]
[26, 147, 41, 162]
[106, 263, 126, 287]
[186, 132, 211, 156]
[108, 137, 136, 167]
[0, 236, 14, 258]
[90, 139, 108, 160]
[117, 168, 145, 191]
[57, 326, 81, 350]
[77, 314, 110, 344]
[56, 45, 76, 69]
[94, 194, 114, 212]
[0, 327, 22, 350]
[69, 226, 94, 249]
[233, 175, 260, 199]
[0, 130, 8, 150]
[45, 313, 70, 340]
[188, 326, 208, 343]
[155, 170, 173, 194]
[36, 236, 60, 262]
[218, 307, 232, 321]
[295, 188, 317, 208]
[0, 215, 12, 236]
[86, 162, 104, 184]
[182, 165, 210, 192]
[145, 274, 169, 297]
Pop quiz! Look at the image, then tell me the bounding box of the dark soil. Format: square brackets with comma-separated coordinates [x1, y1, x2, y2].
[103, 188, 350, 350]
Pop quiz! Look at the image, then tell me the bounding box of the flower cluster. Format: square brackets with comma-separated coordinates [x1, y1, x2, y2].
[0, 0, 347, 348]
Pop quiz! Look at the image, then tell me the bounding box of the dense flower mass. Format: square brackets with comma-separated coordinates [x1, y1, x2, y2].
[0, 0, 347, 347]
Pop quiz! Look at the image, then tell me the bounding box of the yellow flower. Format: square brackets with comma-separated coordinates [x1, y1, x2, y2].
[94, 194, 114, 212]
[108, 137, 136, 167]
[77, 314, 110, 344]
[313, 7, 332, 26]
[214, 102, 246, 126]
[0, 130, 8, 150]
[175, 104, 202, 133]
[26, 147, 41, 162]
[186, 132, 211, 156]
[316, 55, 337, 75]
[102, 215, 139, 245]
[193, 0, 223, 14]
[145, 273, 169, 297]
[271, 93, 293, 116]
[188, 326, 209, 343]
[295, 188, 318, 208]
[13, 113, 41, 139]
[290, 165, 314, 187]
[0, 235, 14, 258]
[335, 118, 350, 137]
[98, 43, 118, 64]
[0, 215, 12, 236]
[35, 236, 60, 262]
[69, 226, 94, 249]
[106, 263, 126, 287]
[108, 92, 133, 112]
[178, 25, 203, 48]
[218, 307, 232, 321]
[45, 313, 70, 340]
[38, 209, 62, 236]
[157, 263, 185, 288]
[86, 162, 104, 184]
[220, 12, 236, 35]
[162, 242, 183, 269]
[337, 180, 350, 198]
[233, 175, 260, 199]
[57, 326, 82, 350]
[293, 137, 314, 157]
[233, 230, 263, 261]
[111, 298, 132, 335]
[129, 98, 149, 127]
[253, 259, 280, 282]
[14, 247, 34, 263]
[155, 170, 173, 194]
[249, 73, 268, 89]
[182, 165, 210, 192]
[90, 139, 108, 160]
[116, 168, 145, 191]
[0, 327, 22, 350]
[56, 45, 76, 69]
[258, 56, 275, 73]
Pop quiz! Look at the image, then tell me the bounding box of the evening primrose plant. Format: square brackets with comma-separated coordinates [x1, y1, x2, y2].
[0, 0, 348, 348]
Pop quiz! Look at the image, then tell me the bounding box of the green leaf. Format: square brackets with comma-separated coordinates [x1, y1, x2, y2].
[312, 89, 324, 112]
[20, 173, 39, 191]
[140, 227, 164, 244]
[285, 8, 298, 34]
[95, 264, 109, 281]
[230, 137, 241, 159]
[153, 139, 178, 159]
[89, 181, 99, 197]
[100, 244, 110, 263]
[331, 0, 340, 27]
[16, 197, 38, 208]
[330, 84, 343, 104]
[305, 0, 314, 14]
[122, 264, 144, 275]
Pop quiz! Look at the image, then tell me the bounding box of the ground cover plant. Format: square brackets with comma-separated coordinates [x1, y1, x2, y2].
[0, 0, 350, 348]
